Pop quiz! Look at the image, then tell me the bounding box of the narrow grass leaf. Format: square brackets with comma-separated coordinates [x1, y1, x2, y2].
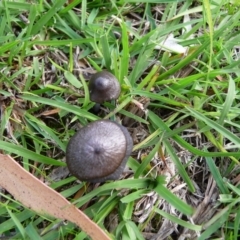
[24, 113, 66, 151]
[156, 26, 225, 81]
[25, 4, 38, 37]
[186, 107, 240, 145]
[61, 184, 83, 198]
[0, 1, 32, 10]
[0, 102, 13, 140]
[125, 0, 184, 2]
[163, 139, 195, 192]
[132, 90, 188, 107]
[31, 0, 66, 35]
[50, 176, 77, 190]
[154, 183, 193, 215]
[0, 41, 20, 55]
[95, 198, 119, 223]
[203, 197, 240, 230]
[148, 111, 194, 192]
[198, 210, 230, 240]
[118, 108, 149, 125]
[205, 156, 229, 194]
[0, 90, 12, 97]
[149, 110, 240, 157]
[121, 189, 150, 203]
[75, 179, 153, 207]
[175, 135, 240, 157]
[129, 41, 155, 85]
[137, 64, 159, 90]
[69, 43, 73, 72]
[155, 208, 202, 231]
[203, 0, 214, 69]
[127, 157, 141, 172]
[115, 221, 127, 240]
[21, 94, 99, 121]
[224, 180, 240, 196]
[25, 223, 42, 240]
[126, 220, 144, 240]
[6, 208, 26, 239]
[157, 70, 238, 92]
[218, 77, 235, 125]
[81, 0, 87, 28]
[103, 96, 132, 119]
[79, 74, 90, 108]
[169, 5, 217, 21]
[29, 39, 93, 47]
[123, 202, 134, 220]
[134, 140, 161, 178]
[60, 0, 82, 13]
[97, 192, 119, 213]
[0, 141, 64, 166]
[120, 23, 130, 82]
[234, 208, 240, 240]
[64, 71, 82, 88]
[100, 34, 111, 70]
[0, 208, 34, 234]
[133, 128, 162, 151]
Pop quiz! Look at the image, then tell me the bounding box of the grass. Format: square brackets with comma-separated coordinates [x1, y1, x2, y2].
[0, 0, 240, 239]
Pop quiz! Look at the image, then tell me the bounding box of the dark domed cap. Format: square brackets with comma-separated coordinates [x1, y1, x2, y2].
[66, 120, 133, 182]
[89, 71, 120, 103]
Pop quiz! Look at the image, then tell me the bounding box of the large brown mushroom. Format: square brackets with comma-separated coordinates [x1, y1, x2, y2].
[66, 120, 133, 182]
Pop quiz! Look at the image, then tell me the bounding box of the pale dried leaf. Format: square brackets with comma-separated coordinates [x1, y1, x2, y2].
[155, 34, 188, 54]
[0, 154, 110, 240]
[182, 14, 193, 39]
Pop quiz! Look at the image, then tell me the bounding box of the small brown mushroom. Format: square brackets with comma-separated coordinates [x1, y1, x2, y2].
[89, 71, 120, 103]
[66, 120, 133, 182]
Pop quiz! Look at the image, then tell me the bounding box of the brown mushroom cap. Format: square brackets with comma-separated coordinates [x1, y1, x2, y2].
[89, 71, 120, 103]
[66, 120, 133, 182]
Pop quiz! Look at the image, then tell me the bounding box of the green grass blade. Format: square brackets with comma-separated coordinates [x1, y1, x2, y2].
[0, 141, 64, 166]
[154, 179, 193, 216]
[234, 208, 240, 240]
[218, 77, 235, 125]
[21, 94, 99, 121]
[6, 208, 26, 239]
[64, 71, 82, 88]
[25, 223, 42, 240]
[31, 0, 66, 35]
[155, 208, 202, 231]
[132, 90, 188, 107]
[81, 0, 87, 28]
[120, 22, 130, 82]
[100, 34, 111, 70]
[205, 156, 229, 194]
[149, 110, 240, 157]
[198, 210, 230, 240]
[187, 107, 240, 146]
[163, 139, 195, 192]
[75, 179, 153, 207]
[0, 208, 34, 234]
[134, 140, 161, 178]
